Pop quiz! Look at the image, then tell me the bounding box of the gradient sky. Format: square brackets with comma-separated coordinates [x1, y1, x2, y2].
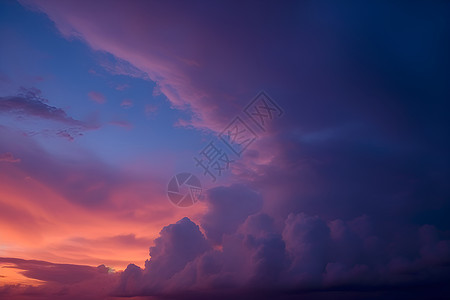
[1, 1, 449, 299]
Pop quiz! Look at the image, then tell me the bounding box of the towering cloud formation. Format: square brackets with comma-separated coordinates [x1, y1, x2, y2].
[111, 185, 450, 299]
[200, 185, 263, 244]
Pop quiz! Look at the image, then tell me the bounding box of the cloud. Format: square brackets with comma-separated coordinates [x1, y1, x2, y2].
[282, 213, 331, 283]
[0, 257, 119, 300]
[2, 184, 450, 299]
[200, 184, 263, 244]
[109, 119, 133, 129]
[144, 104, 158, 116]
[120, 99, 133, 108]
[97, 54, 149, 80]
[19, 0, 300, 132]
[69, 234, 153, 250]
[115, 84, 130, 91]
[146, 217, 210, 281]
[116, 217, 210, 295]
[8, 1, 450, 299]
[0, 257, 101, 285]
[0, 94, 83, 127]
[0, 152, 20, 163]
[87, 91, 106, 104]
[0, 87, 97, 140]
[111, 184, 450, 299]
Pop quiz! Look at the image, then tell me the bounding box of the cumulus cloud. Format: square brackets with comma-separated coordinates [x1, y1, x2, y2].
[145, 217, 210, 282]
[200, 185, 263, 244]
[282, 213, 331, 284]
[2, 185, 450, 299]
[115, 217, 210, 296]
[112, 185, 450, 299]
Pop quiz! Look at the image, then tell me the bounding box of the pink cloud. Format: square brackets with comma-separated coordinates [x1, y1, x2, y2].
[109, 119, 133, 129]
[87, 91, 106, 104]
[0, 152, 20, 163]
[120, 99, 133, 108]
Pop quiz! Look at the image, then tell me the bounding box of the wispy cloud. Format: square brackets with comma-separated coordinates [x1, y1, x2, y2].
[144, 104, 158, 117]
[0, 89, 83, 127]
[98, 55, 149, 80]
[115, 83, 130, 91]
[0, 152, 20, 163]
[88, 91, 106, 104]
[0, 88, 98, 140]
[109, 119, 133, 129]
[120, 99, 133, 108]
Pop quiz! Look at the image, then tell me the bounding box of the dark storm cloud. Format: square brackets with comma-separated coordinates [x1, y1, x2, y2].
[114, 185, 450, 299]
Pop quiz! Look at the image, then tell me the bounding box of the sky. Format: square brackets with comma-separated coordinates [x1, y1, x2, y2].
[0, 0, 449, 299]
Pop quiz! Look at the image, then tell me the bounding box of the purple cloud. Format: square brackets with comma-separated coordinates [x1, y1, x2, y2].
[2, 184, 450, 299]
[0, 257, 118, 300]
[0, 95, 82, 127]
[146, 217, 210, 281]
[0, 152, 20, 163]
[200, 185, 263, 244]
[0, 87, 97, 140]
[111, 184, 450, 299]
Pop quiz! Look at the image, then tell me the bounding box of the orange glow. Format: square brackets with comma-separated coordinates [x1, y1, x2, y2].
[0, 163, 205, 276]
[0, 263, 45, 286]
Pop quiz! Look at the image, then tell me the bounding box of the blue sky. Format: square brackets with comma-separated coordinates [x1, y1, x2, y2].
[0, 0, 216, 175]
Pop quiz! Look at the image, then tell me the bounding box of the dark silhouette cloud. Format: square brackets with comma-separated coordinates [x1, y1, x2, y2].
[112, 185, 450, 299]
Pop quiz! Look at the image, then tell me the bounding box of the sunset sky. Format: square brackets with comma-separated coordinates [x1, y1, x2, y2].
[1, 1, 449, 299]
